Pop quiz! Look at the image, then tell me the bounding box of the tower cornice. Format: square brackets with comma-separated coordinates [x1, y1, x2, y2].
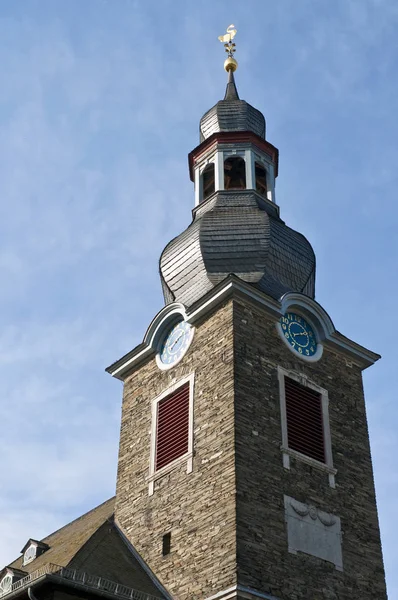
[106, 275, 380, 381]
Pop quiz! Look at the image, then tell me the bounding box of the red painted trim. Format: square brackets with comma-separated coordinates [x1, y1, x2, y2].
[188, 131, 279, 181]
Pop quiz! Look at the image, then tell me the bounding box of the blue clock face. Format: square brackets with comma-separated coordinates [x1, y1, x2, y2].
[159, 321, 193, 367]
[280, 312, 317, 357]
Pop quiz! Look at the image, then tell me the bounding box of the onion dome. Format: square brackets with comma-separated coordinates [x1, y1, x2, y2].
[199, 70, 265, 142]
[160, 191, 315, 307]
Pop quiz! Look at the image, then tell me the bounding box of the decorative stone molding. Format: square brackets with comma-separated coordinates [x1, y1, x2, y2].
[289, 498, 336, 526]
[284, 495, 343, 571]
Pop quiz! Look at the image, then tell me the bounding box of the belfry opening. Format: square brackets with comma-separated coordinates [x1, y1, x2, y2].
[224, 155, 246, 190]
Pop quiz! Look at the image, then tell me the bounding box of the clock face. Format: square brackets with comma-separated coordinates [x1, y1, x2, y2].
[280, 312, 317, 357]
[159, 320, 193, 367]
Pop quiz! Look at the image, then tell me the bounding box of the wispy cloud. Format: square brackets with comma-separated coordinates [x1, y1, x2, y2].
[0, 1, 397, 596]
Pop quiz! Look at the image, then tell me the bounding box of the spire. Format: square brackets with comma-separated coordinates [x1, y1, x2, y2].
[218, 25, 239, 100]
[199, 25, 265, 142]
[224, 69, 239, 101]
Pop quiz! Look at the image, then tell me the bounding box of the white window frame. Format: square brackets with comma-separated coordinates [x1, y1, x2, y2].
[252, 150, 276, 204]
[277, 366, 336, 488]
[199, 162, 216, 204]
[23, 543, 37, 566]
[148, 372, 195, 495]
[0, 574, 13, 597]
[195, 152, 217, 206]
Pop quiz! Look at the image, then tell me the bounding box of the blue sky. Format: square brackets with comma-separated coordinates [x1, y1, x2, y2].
[0, 0, 397, 595]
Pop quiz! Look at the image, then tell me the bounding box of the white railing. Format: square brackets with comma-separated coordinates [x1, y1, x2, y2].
[5, 564, 162, 600]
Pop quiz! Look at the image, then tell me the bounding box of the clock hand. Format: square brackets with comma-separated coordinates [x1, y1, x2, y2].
[170, 332, 184, 350]
[292, 330, 308, 337]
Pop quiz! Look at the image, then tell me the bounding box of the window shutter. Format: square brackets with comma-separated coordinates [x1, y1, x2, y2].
[155, 382, 190, 471]
[285, 377, 325, 463]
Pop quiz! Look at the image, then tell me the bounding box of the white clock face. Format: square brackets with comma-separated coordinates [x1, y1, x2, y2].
[158, 321, 193, 368]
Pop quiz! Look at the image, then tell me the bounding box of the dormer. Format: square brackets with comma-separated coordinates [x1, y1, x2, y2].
[0, 568, 26, 597]
[21, 539, 49, 566]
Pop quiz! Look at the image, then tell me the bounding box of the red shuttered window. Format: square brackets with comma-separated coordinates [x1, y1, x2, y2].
[285, 376, 325, 463]
[155, 382, 190, 471]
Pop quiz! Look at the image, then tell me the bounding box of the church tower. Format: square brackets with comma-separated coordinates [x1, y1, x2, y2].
[107, 28, 388, 600]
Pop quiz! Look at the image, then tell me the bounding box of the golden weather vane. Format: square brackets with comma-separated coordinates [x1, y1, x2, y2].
[218, 24, 238, 72]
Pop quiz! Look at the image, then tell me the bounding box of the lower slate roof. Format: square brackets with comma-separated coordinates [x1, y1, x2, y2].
[4, 498, 167, 600]
[8, 498, 116, 574]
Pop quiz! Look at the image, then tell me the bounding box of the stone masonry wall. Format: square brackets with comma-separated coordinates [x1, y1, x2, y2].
[115, 301, 237, 600]
[115, 294, 388, 600]
[233, 298, 388, 600]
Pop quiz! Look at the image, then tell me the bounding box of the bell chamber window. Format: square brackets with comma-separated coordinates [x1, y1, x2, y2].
[224, 156, 246, 190]
[277, 366, 336, 487]
[255, 161, 268, 197]
[202, 163, 215, 200]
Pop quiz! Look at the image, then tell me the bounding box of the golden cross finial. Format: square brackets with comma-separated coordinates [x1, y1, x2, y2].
[218, 24, 238, 72]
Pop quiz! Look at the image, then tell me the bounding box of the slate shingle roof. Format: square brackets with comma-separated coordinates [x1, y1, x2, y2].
[5, 498, 166, 599]
[199, 70, 265, 142]
[7, 497, 115, 574]
[160, 191, 315, 307]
